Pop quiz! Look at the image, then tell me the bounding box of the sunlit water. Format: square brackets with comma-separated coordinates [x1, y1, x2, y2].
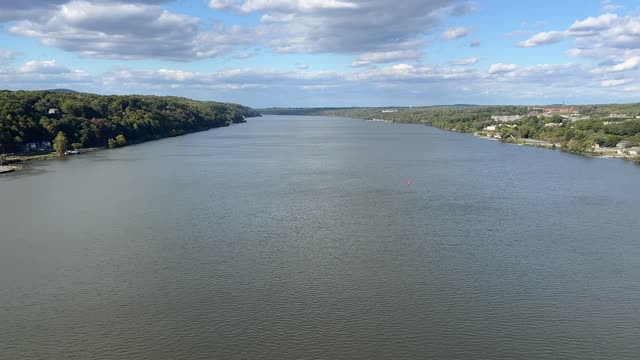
[1, 115, 639, 359]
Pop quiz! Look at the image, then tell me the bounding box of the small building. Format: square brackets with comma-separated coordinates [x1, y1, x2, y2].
[484, 125, 497, 131]
[628, 147, 640, 156]
[543, 107, 576, 116]
[544, 123, 562, 127]
[616, 140, 632, 149]
[48, 108, 59, 115]
[23, 141, 52, 153]
[491, 115, 523, 122]
[608, 113, 628, 118]
[37, 141, 52, 151]
[381, 109, 398, 113]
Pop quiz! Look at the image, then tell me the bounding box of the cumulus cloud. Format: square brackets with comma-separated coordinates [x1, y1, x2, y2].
[352, 49, 423, 67]
[450, 57, 479, 66]
[442, 26, 470, 40]
[8, 1, 253, 61]
[520, 13, 640, 52]
[210, 0, 359, 13]
[0, 59, 92, 90]
[5, 0, 474, 63]
[19, 60, 70, 74]
[91, 60, 623, 107]
[211, 0, 467, 55]
[592, 56, 640, 73]
[518, 31, 567, 47]
[600, 79, 631, 87]
[0, 0, 172, 22]
[488, 63, 518, 74]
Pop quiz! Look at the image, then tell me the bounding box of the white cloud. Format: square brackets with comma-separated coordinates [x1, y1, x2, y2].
[5, 0, 474, 65]
[521, 13, 640, 54]
[450, 57, 479, 66]
[212, 0, 467, 55]
[0, 60, 92, 90]
[518, 31, 567, 47]
[210, 0, 359, 13]
[0, 0, 172, 22]
[8, 1, 253, 61]
[469, 40, 481, 47]
[488, 63, 518, 74]
[442, 26, 470, 40]
[592, 56, 640, 73]
[569, 13, 620, 35]
[600, 79, 631, 87]
[19, 60, 70, 74]
[91, 60, 621, 107]
[352, 49, 423, 67]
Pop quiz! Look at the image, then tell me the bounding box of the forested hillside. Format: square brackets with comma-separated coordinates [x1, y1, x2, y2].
[0, 91, 259, 153]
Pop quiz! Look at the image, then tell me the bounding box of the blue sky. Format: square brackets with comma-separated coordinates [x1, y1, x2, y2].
[1, 0, 639, 107]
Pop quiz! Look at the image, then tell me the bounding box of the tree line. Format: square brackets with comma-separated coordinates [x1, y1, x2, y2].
[0, 90, 260, 153]
[265, 105, 640, 156]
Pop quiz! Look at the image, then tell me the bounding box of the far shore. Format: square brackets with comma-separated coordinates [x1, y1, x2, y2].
[473, 133, 640, 162]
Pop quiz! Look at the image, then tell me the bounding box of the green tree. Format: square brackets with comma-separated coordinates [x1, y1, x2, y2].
[108, 138, 117, 149]
[115, 134, 127, 147]
[53, 131, 69, 155]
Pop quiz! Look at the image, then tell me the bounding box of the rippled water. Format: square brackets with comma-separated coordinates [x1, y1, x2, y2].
[1, 115, 639, 359]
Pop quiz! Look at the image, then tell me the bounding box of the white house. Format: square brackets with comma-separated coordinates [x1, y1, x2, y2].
[616, 140, 632, 149]
[491, 115, 523, 122]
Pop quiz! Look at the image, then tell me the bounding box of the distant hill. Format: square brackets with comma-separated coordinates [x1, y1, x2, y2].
[46, 89, 80, 93]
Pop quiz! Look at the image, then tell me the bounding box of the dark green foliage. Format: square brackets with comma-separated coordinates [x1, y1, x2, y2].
[0, 90, 260, 153]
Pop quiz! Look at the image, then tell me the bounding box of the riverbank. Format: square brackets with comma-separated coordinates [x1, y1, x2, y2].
[1, 117, 258, 174]
[0, 148, 103, 174]
[473, 133, 640, 163]
[0, 165, 19, 174]
[278, 107, 640, 165]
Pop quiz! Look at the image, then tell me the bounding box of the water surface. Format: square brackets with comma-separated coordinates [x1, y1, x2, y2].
[1, 115, 639, 359]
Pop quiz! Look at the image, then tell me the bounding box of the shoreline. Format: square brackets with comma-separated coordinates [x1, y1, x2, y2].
[333, 114, 640, 165]
[472, 133, 640, 163]
[1, 119, 256, 174]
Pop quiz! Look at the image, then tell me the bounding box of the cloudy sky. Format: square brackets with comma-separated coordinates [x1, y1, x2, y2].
[0, 0, 639, 107]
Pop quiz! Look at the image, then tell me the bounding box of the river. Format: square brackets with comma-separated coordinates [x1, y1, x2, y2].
[1, 115, 639, 359]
